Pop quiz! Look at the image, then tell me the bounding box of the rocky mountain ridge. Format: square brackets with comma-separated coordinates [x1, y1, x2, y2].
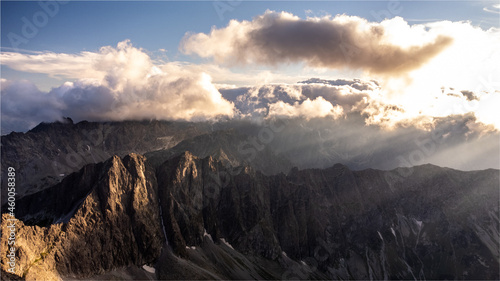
[2, 152, 498, 280]
[145, 129, 293, 175]
[0, 119, 213, 203]
[4, 118, 498, 208]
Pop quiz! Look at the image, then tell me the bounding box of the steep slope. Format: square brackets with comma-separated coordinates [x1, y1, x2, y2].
[154, 151, 327, 280]
[157, 153, 499, 280]
[0, 119, 211, 202]
[0, 154, 163, 280]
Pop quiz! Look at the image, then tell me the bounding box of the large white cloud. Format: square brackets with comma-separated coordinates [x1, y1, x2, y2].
[181, 11, 453, 76]
[1, 40, 235, 133]
[180, 11, 500, 129]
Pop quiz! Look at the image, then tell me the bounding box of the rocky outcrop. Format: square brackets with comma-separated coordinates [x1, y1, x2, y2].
[0, 154, 163, 280]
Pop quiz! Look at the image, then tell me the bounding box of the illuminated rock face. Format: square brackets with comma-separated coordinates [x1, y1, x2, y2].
[1, 154, 163, 280]
[2, 152, 499, 280]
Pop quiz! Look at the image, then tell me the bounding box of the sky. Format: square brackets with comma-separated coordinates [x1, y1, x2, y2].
[1, 1, 499, 169]
[1, 1, 499, 89]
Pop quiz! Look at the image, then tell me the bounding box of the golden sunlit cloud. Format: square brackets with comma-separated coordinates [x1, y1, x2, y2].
[181, 11, 453, 76]
[1, 12, 499, 132]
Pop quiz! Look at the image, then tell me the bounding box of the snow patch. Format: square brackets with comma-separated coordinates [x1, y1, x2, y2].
[301, 260, 306, 266]
[377, 231, 383, 241]
[477, 256, 489, 268]
[220, 238, 234, 250]
[142, 265, 155, 274]
[415, 219, 423, 229]
[186, 246, 196, 250]
[282, 251, 288, 257]
[204, 229, 213, 241]
[390, 227, 396, 238]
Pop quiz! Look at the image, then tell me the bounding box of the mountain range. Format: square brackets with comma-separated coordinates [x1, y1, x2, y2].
[1, 120, 499, 280]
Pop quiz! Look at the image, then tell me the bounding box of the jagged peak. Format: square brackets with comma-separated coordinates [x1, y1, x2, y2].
[176, 150, 198, 162]
[105, 153, 147, 168]
[123, 152, 146, 163]
[162, 151, 201, 170]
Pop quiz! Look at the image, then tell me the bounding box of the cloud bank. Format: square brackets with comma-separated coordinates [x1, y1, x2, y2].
[1, 48, 498, 171]
[181, 11, 453, 75]
[1, 40, 235, 133]
[1, 12, 499, 172]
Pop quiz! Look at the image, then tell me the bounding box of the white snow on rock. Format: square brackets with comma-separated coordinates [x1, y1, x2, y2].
[204, 229, 213, 241]
[220, 238, 234, 250]
[415, 219, 423, 229]
[142, 265, 155, 274]
[391, 227, 396, 238]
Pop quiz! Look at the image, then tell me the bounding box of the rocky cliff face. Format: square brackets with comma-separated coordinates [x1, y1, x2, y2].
[156, 152, 499, 280]
[1, 152, 498, 280]
[1, 154, 163, 280]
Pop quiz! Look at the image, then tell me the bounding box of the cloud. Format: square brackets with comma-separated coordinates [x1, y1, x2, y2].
[460, 90, 479, 101]
[1, 41, 235, 133]
[217, 77, 500, 132]
[0, 50, 101, 80]
[181, 11, 453, 76]
[483, 4, 500, 14]
[219, 79, 389, 124]
[2, 71, 498, 171]
[180, 12, 499, 129]
[268, 97, 344, 119]
[1, 35, 498, 137]
[1, 79, 63, 133]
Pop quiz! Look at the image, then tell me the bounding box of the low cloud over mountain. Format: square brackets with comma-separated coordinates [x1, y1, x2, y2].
[1, 40, 235, 133]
